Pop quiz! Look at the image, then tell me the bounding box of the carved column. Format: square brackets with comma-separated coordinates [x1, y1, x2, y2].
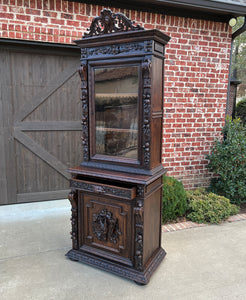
[142, 57, 152, 168]
[79, 59, 89, 161]
[134, 186, 145, 271]
[68, 190, 78, 250]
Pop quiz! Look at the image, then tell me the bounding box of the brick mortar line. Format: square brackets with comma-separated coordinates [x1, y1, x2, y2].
[162, 212, 246, 232]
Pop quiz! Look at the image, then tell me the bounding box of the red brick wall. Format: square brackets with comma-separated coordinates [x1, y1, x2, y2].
[163, 19, 231, 188]
[0, 0, 232, 189]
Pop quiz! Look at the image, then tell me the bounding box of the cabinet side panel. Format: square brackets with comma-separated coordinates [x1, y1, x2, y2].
[151, 56, 164, 169]
[151, 117, 162, 168]
[143, 188, 162, 266]
[151, 56, 163, 112]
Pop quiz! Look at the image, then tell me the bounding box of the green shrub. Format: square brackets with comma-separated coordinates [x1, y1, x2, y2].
[162, 176, 187, 223]
[206, 117, 246, 205]
[236, 98, 246, 125]
[187, 189, 239, 224]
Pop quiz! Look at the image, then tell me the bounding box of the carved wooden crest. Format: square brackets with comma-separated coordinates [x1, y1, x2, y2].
[92, 209, 121, 243]
[84, 9, 144, 38]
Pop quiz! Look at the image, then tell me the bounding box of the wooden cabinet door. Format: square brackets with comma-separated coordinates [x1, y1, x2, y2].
[79, 193, 133, 266]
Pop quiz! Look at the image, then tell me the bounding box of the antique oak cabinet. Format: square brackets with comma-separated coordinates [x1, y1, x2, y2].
[66, 9, 170, 284]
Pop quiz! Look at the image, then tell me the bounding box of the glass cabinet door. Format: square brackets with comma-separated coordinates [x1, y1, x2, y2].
[94, 65, 139, 160]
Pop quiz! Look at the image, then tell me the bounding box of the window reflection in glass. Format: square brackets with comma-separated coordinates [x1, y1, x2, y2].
[95, 65, 138, 159]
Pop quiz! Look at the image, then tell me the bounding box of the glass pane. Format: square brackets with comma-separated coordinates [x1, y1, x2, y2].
[94, 65, 138, 159]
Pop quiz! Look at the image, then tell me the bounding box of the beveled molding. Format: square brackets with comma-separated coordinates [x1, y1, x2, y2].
[66, 247, 166, 285]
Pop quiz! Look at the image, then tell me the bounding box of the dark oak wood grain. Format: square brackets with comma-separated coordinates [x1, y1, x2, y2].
[67, 9, 170, 284]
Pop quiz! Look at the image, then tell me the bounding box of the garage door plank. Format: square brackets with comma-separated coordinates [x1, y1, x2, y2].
[14, 62, 78, 122]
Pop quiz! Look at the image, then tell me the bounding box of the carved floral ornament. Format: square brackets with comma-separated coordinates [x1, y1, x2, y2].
[83, 9, 144, 38]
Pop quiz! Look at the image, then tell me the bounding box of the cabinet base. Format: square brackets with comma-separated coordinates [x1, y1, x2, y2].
[66, 247, 166, 285]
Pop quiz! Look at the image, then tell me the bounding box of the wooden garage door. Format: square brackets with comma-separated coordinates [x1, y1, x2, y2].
[0, 40, 81, 205]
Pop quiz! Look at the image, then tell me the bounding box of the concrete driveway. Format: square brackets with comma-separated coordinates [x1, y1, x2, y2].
[1, 200, 246, 300]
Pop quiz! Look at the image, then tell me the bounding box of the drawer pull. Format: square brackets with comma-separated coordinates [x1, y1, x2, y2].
[93, 185, 105, 193]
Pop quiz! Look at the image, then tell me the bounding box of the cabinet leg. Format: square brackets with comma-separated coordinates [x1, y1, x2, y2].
[134, 281, 146, 286]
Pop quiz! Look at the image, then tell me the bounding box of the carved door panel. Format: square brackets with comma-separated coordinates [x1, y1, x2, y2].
[80, 193, 133, 265]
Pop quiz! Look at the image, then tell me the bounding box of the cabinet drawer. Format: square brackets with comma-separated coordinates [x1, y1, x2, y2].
[70, 179, 136, 200]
